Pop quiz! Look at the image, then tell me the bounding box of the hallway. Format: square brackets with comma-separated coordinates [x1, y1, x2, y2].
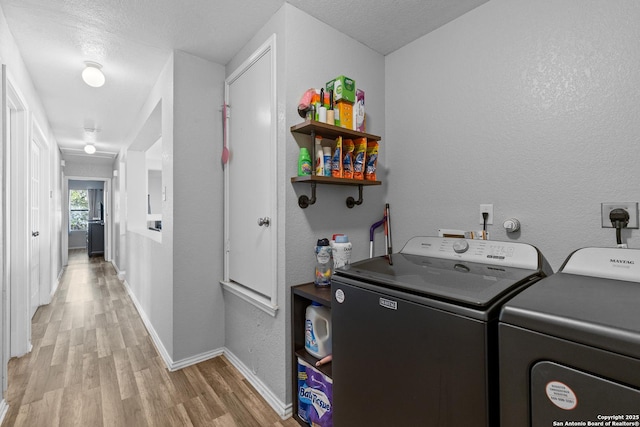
[2, 250, 298, 426]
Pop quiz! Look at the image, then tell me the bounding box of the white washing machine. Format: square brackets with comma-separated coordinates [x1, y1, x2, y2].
[499, 247, 640, 426]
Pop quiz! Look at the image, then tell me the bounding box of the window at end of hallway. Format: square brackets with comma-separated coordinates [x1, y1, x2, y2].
[69, 189, 88, 231]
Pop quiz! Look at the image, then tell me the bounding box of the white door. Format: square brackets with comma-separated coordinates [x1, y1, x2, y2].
[30, 139, 40, 318]
[224, 35, 277, 306]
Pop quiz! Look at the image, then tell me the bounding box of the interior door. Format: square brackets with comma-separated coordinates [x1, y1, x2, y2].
[30, 138, 40, 318]
[224, 35, 277, 301]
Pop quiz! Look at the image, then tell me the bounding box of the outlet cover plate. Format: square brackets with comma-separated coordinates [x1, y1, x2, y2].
[479, 204, 493, 225]
[601, 202, 639, 228]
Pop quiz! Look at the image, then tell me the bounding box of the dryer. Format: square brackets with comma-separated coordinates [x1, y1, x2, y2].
[500, 247, 640, 426]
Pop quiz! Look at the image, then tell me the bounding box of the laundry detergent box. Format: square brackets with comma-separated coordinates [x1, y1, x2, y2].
[297, 357, 333, 427]
[354, 89, 365, 132]
[326, 75, 355, 103]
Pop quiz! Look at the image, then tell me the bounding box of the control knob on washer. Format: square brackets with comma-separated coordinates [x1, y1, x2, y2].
[453, 239, 469, 254]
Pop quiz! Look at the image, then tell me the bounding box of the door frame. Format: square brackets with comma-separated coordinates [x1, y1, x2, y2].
[222, 34, 279, 316]
[6, 74, 32, 358]
[31, 119, 51, 308]
[62, 176, 112, 266]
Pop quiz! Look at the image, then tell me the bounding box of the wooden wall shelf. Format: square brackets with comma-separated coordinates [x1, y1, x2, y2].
[290, 121, 382, 208]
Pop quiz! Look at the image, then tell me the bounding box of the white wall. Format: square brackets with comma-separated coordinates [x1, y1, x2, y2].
[224, 3, 385, 407]
[386, 0, 640, 271]
[0, 1, 63, 394]
[112, 158, 126, 275]
[126, 55, 174, 359]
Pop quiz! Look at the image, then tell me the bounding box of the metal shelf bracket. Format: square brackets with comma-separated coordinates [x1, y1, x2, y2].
[298, 182, 317, 208]
[346, 185, 364, 208]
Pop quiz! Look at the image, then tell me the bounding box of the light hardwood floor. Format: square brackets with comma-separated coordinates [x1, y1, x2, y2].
[2, 250, 299, 427]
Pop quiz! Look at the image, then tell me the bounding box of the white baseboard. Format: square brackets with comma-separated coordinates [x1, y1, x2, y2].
[223, 348, 292, 420]
[50, 267, 64, 299]
[0, 399, 8, 424]
[122, 280, 173, 371]
[171, 348, 224, 372]
[122, 281, 291, 420]
[111, 261, 126, 281]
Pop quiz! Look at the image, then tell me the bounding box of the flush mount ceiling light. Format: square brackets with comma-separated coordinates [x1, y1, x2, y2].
[83, 128, 99, 154]
[84, 143, 96, 154]
[82, 62, 105, 87]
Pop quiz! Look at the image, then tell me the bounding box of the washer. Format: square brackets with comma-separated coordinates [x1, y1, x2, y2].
[331, 236, 551, 427]
[500, 247, 640, 426]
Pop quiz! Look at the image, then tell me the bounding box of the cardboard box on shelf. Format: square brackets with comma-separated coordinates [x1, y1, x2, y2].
[354, 89, 365, 132]
[335, 100, 353, 130]
[326, 76, 355, 103]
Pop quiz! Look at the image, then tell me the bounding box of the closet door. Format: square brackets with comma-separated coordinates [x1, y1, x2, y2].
[223, 35, 278, 313]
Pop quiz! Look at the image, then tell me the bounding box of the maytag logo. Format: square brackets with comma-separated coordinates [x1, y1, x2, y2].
[610, 259, 635, 265]
[379, 298, 398, 310]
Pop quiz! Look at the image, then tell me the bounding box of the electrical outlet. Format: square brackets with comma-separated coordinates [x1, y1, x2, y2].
[479, 204, 493, 225]
[601, 202, 639, 229]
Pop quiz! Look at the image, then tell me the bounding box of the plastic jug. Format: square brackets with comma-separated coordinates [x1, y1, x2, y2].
[331, 234, 352, 270]
[305, 302, 332, 359]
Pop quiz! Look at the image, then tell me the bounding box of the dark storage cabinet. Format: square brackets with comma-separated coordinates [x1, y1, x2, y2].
[291, 283, 332, 426]
[88, 221, 104, 256]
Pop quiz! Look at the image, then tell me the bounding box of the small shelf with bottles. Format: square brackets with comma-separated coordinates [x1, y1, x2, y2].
[291, 282, 333, 426]
[290, 120, 382, 208]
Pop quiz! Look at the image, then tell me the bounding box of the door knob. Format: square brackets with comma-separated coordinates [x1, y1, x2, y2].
[257, 217, 270, 227]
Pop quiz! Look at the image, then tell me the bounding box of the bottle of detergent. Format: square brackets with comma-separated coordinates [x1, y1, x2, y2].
[305, 301, 332, 359]
[331, 234, 352, 270]
[314, 238, 332, 287]
[298, 147, 312, 176]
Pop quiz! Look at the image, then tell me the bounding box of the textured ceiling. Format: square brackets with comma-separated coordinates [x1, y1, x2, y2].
[0, 0, 488, 164]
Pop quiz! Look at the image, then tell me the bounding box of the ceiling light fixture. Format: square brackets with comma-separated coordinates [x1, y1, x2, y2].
[82, 62, 105, 87]
[84, 143, 96, 154]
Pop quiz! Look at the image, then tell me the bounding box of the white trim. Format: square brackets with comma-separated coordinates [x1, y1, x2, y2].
[170, 348, 224, 372]
[50, 267, 64, 299]
[7, 75, 32, 358]
[223, 34, 279, 310]
[223, 347, 292, 420]
[220, 280, 278, 317]
[0, 399, 8, 424]
[63, 176, 112, 265]
[110, 260, 126, 281]
[122, 279, 173, 370]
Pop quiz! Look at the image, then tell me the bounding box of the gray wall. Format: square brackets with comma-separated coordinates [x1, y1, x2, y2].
[224, 3, 386, 405]
[64, 160, 113, 179]
[124, 50, 226, 364]
[385, 0, 640, 271]
[172, 50, 226, 361]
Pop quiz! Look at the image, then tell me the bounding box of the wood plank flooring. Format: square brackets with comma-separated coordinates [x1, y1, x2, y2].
[2, 250, 299, 427]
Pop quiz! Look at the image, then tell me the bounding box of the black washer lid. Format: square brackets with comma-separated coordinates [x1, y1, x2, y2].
[336, 253, 543, 308]
[335, 236, 549, 308]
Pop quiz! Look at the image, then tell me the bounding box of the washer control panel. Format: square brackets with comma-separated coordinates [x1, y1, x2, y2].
[401, 236, 540, 269]
[562, 247, 640, 283]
